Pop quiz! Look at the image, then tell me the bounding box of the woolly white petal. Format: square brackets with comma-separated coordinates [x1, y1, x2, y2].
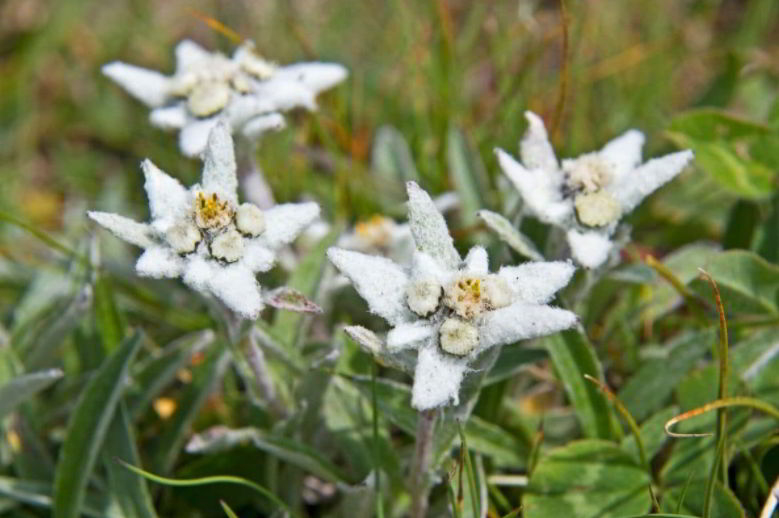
[520, 111, 558, 172]
[149, 104, 188, 130]
[259, 202, 320, 250]
[327, 248, 414, 326]
[406, 181, 461, 270]
[242, 240, 276, 273]
[87, 211, 154, 249]
[463, 246, 489, 275]
[241, 113, 286, 140]
[497, 261, 576, 304]
[566, 229, 614, 269]
[599, 129, 645, 181]
[225, 95, 277, 127]
[135, 246, 184, 279]
[411, 345, 467, 410]
[207, 263, 263, 319]
[182, 254, 213, 293]
[410, 251, 448, 284]
[274, 62, 348, 94]
[253, 78, 318, 111]
[201, 120, 238, 203]
[496, 148, 571, 225]
[387, 321, 435, 352]
[141, 159, 189, 229]
[175, 39, 211, 71]
[102, 62, 171, 108]
[179, 117, 220, 158]
[609, 150, 694, 212]
[478, 302, 577, 349]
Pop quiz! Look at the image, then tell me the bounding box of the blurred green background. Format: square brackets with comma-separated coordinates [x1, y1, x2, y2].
[2, 0, 778, 247]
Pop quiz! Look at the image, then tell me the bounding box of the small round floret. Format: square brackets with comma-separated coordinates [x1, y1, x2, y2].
[235, 203, 266, 237]
[406, 280, 442, 317]
[439, 318, 479, 356]
[210, 228, 244, 263]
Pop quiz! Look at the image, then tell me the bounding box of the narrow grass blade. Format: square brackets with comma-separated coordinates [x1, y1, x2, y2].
[93, 274, 125, 353]
[102, 404, 157, 518]
[0, 476, 120, 517]
[53, 332, 143, 518]
[116, 459, 295, 517]
[457, 422, 480, 518]
[543, 330, 615, 439]
[220, 500, 239, 518]
[0, 368, 63, 419]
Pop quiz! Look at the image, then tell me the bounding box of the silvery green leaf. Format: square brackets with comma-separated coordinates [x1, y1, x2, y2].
[477, 209, 542, 260]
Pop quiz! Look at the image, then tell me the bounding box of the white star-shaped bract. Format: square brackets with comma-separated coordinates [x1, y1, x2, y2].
[103, 39, 348, 157]
[496, 111, 694, 268]
[328, 182, 577, 410]
[88, 121, 319, 319]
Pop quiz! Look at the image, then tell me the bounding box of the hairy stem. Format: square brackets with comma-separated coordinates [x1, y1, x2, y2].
[410, 409, 438, 518]
[237, 141, 275, 210]
[246, 331, 288, 418]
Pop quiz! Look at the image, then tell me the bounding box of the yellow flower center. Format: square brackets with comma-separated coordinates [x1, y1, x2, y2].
[564, 154, 614, 194]
[355, 215, 394, 248]
[194, 192, 234, 230]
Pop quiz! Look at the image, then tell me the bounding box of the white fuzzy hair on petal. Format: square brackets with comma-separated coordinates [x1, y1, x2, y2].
[520, 111, 559, 172]
[497, 261, 576, 304]
[150, 104, 188, 130]
[598, 129, 645, 181]
[141, 159, 189, 230]
[136, 247, 184, 279]
[102, 62, 171, 108]
[179, 117, 220, 158]
[87, 211, 154, 249]
[387, 322, 435, 352]
[495, 149, 571, 225]
[411, 345, 467, 410]
[609, 150, 694, 213]
[207, 264, 263, 319]
[566, 229, 614, 269]
[406, 181, 461, 270]
[478, 302, 577, 350]
[327, 248, 414, 326]
[463, 246, 489, 275]
[201, 121, 238, 204]
[259, 202, 320, 249]
[274, 62, 348, 94]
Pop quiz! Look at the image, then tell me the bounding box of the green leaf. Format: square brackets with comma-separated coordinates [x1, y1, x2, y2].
[542, 330, 615, 439]
[251, 433, 352, 484]
[448, 127, 490, 229]
[687, 250, 779, 314]
[0, 476, 120, 518]
[53, 332, 143, 518]
[523, 440, 651, 518]
[93, 274, 125, 353]
[661, 480, 745, 518]
[620, 406, 679, 465]
[127, 330, 214, 418]
[668, 108, 772, 141]
[371, 125, 421, 185]
[484, 346, 546, 385]
[151, 348, 229, 474]
[102, 404, 157, 518]
[0, 368, 63, 419]
[666, 137, 775, 200]
[272, 227, 340, 347]
[220, 500, 240, 518]
[618, 330, 713, 421]
[477, 210, 543, 261]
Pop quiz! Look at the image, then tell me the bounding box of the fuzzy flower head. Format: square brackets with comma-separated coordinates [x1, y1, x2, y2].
[103, 39, 348, 157]
[496, 112, 694, 268]
[88, 121, 319, 319]
[328, 182, 577, 410]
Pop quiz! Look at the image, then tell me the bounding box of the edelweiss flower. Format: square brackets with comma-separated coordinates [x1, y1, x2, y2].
[103, 39, 347, 157]
[88, 121, 319, 319]
[328, 182, 577, 410]
[496, 112, 694, 268]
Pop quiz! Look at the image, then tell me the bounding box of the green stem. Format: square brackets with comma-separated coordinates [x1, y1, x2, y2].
[410, 409, 437, 518]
